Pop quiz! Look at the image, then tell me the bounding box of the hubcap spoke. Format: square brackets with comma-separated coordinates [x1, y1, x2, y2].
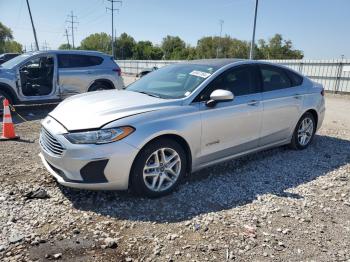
[168, 158, 180, 169]
[151, 175, 159, 189]
[157, 175, 166, 191]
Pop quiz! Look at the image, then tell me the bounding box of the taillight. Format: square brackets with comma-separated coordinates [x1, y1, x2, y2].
[113, 68, 121, 76]
[321, 88, 325, 96]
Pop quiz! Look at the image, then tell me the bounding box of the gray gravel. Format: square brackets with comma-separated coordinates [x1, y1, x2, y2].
[0, 94, 349, 261]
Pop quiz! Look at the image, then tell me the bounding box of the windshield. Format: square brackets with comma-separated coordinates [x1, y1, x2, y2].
[127, 64, 218, 99]
[1, 53, 31, 69]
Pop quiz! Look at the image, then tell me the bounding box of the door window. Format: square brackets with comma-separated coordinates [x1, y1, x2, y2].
[196, 65, 260, 101]
[259, 65, 293, 92]
[57, 54, 103, 68]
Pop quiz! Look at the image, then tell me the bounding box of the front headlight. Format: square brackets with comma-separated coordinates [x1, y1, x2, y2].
[64, 126, 135, 144]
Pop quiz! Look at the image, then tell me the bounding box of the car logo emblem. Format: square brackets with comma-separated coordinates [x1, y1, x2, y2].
[47, 120, 51, 124]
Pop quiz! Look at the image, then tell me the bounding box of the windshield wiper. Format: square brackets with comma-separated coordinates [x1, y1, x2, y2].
[137, 91, 161, 98]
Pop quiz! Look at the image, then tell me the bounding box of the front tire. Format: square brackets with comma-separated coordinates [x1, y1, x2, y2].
[290, 112, 316, 150]
[130, 138, 187, 198]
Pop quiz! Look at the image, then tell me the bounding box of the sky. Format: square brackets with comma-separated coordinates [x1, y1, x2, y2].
[0, 0, 349, 59]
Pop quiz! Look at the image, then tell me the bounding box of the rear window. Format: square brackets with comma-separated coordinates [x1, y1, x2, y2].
[286, 70, 303, 86]
[58, 54, 103, 68]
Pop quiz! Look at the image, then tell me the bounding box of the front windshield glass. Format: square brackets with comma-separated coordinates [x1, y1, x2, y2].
[127, 64, 218, 99]
[1, 53, 31, 69]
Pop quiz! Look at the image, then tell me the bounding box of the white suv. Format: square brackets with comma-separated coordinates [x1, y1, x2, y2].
[0, 50, 124, 108]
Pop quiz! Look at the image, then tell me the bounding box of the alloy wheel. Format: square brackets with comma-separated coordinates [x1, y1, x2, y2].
[297, 117, 314, 146]
[143, 148, 181, 192]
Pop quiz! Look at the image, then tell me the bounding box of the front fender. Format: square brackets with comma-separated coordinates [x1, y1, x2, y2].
[104, 104, 202, 165]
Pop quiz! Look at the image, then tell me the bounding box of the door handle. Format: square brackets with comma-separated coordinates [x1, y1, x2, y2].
[247, 100, 259, 106]
[294, 94, 302, 99]
[87, 71, 92, 74]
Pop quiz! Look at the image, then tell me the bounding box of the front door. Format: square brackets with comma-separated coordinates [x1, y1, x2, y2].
[197, 65, 263, 165]
[17, 54, 57, 101]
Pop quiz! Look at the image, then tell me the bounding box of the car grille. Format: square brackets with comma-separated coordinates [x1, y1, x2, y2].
[40, 127, 65, 156]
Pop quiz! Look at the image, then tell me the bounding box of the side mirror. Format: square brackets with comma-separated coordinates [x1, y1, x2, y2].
[206, 89, 234, 107]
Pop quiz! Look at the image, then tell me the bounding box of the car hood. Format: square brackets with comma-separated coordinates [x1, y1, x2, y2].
[49, 90, 181, 131]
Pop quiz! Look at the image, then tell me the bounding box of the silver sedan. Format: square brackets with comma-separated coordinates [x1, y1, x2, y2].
[39, 59, 325, 197]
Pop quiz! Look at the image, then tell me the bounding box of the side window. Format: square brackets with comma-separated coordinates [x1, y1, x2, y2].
[198, 65, 259, 101]
[58, 54, 103, 68]
[286, 69, 303, 86]
[260, 65, 292, 92]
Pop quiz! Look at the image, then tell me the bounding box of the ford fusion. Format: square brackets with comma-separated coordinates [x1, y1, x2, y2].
[39, 59, 325, 197]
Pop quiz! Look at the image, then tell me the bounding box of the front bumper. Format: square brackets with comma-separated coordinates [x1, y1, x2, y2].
[39, 116, 139, 190]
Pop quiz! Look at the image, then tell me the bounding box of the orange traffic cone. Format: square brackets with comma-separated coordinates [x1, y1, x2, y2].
[0, 99, 19, 141]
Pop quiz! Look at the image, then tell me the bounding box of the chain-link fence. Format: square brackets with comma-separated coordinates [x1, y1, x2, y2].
[117, 59, 350, 93]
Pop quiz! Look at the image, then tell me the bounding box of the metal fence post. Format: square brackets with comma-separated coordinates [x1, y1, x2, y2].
[335, 61, 343, 94]
[298, 61, 304, 74]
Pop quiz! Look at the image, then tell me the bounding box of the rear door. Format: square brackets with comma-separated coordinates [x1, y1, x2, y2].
[57, 54, 103, 98]
[258, 64, 304, 146]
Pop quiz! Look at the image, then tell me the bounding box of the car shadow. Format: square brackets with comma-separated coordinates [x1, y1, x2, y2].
[60, 134, 350, 223]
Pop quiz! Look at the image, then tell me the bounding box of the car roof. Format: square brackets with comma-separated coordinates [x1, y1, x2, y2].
[183, 58, 246, 67]
[23, 50, 109, 56]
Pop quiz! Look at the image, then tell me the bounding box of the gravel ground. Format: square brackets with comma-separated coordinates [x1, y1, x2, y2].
[0, 94, 350, 262]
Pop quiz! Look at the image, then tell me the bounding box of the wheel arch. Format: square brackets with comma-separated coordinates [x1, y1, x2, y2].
[0, 83, 18, 104]
[129, 133, 193, 187]
[303, 108, 318, 129]
[88, 79, 115, 91]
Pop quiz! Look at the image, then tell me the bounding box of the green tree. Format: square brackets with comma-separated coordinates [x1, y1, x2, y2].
[196, 36, 249, 59]
[150, 46, 164, 60]
[2, 40, 22, 53]
[161, 35, 187, 60]
[0, 22, 13, 42]
[257, 34, 303, 59]
[114, 33, 136, 59]
[227, 39, 250, 58]
[0, 22, 22, 53]
[132, 41, 163, 60]
[80, 32, 111, 54]
[58, 43, 72, 50]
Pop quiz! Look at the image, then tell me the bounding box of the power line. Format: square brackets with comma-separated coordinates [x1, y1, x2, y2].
[66, 11, 78, 48]
[25, 0, 39, 51]
[106, 0, 122, 58]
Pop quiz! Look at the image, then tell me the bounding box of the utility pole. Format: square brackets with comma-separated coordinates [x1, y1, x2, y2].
[249, 0, 259, 60]
[41, 41, 50, 51]
[106, 0, 122, 58]
[66, 11, 78, 48]
[216, 19, 224, 58]
[26, 0, 39, 51]
[64, 29, 71, 49]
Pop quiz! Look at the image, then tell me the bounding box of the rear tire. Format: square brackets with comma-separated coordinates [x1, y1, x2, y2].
[289, 112, 316, 150]
[89, 82, 112, 91]
[130, 138, 187, 198]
